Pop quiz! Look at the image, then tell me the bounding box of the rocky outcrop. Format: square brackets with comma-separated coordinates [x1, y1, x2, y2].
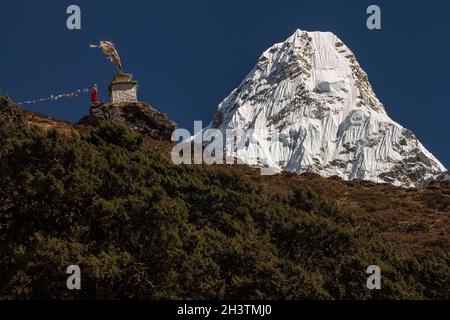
[434, 170, 450, 182]
[79, 102, 177, 140]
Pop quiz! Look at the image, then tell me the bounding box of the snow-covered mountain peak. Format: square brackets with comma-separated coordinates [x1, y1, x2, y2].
[208, 30, 445, 187]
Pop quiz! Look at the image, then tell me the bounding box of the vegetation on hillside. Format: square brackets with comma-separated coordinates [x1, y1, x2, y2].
[0, 97, 449, 299]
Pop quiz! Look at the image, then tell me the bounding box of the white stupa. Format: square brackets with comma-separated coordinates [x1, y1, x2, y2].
[109, 73, 139, 103]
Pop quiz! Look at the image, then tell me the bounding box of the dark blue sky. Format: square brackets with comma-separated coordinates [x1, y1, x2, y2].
[1, 0, 449, 167]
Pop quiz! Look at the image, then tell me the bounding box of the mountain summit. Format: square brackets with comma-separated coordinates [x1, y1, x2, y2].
[207, 30, 446, 187]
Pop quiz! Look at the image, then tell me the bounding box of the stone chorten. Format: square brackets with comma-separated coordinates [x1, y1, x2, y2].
[109, 73, 139, 103]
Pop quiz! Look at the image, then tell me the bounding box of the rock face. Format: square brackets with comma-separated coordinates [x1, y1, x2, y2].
[79, 102, 177, 140]
[205, 30, 446, 187]
[435, 170, 450, 182]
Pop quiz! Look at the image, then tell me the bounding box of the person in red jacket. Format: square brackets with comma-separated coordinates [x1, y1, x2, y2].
[91, 84, 99, 105]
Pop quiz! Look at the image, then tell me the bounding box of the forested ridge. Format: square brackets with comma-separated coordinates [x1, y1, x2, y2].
[0, 97, 448, 299]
